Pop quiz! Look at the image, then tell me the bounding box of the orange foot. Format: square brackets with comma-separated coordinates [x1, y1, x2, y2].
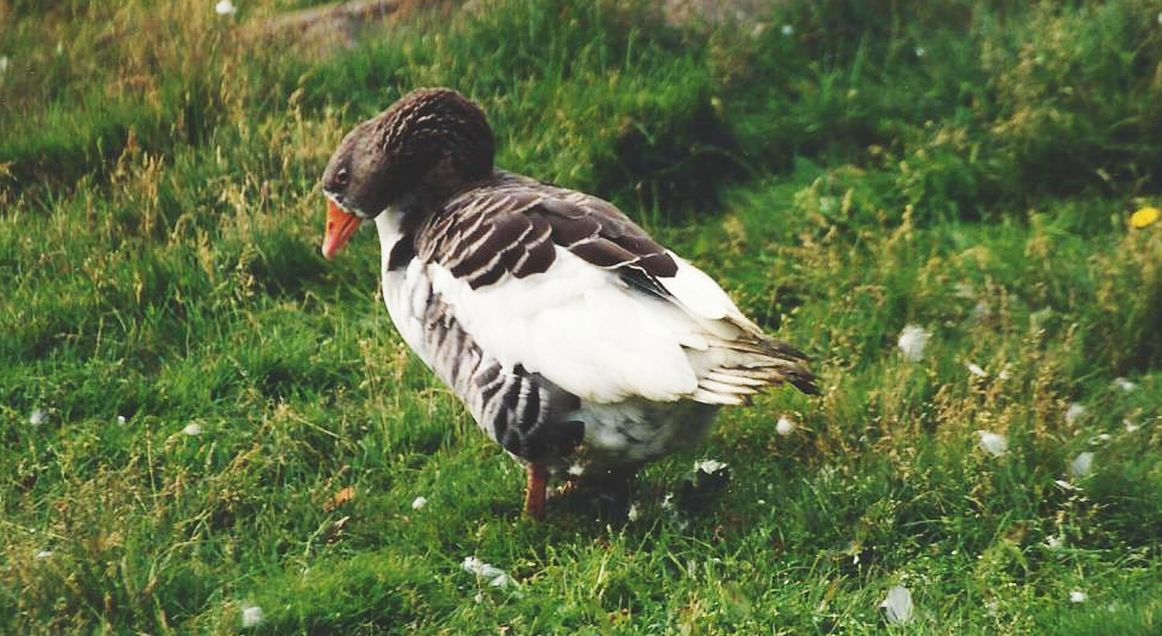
[524, 463, 549, 521]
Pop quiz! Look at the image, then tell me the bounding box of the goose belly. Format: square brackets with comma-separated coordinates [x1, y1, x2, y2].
[572, 399, 720, 468]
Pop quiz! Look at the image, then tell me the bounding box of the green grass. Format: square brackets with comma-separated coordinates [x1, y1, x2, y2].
[3, 0, 1162, 633]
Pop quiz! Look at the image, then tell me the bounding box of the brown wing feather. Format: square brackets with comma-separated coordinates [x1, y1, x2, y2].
[414, 173, 677, 289]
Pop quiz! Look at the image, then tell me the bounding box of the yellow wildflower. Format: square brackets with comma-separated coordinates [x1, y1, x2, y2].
[1130, 206, 1160, 229]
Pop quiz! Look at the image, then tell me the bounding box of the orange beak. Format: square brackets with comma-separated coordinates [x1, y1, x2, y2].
[322, 198, 361, 260]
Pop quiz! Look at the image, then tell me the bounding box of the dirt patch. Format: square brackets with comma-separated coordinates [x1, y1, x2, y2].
[252, 0, 776, 54]
[662, 0, 776, 27]
[247, 0, 459, 55]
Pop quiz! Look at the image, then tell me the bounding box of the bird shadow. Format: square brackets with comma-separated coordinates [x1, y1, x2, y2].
[528, 466, 734, 537]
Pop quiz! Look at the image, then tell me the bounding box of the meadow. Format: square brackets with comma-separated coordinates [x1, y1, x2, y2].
[2, 0, 1162, 632]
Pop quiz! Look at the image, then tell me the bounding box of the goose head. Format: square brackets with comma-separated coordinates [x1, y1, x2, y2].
[320, 88, 495, 259]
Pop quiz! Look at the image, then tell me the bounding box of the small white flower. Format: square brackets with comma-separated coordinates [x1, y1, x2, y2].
[1069, 451, 1094, 478]
[241, 605, 264, 628]
[694, 459, 728, 475]
[35, 550, 53, 559]
[411, 496, 428, 510]
[117, 415, 127, 425]
[182, 422, 203, 436]
[1069, 590, 1087, 603]
[1046, 535, 1064, 550]
[775, 415, 796, 436]
[781, 24, 794, 37]
[627, 504, 640, 522]
[977, 431, 1008, 457]
[1124, 418, 1140, 433]
[29, 409, 48, 426]
[215, 0, 237, 16]
[1065, 403, 1087, 426]
[914, 46, 926, 58]
[880, 585, 914, 624]
[897, 325, 930, 362]
[967, 362, 988, 378]
[1113, 377, 1137, 392]
[567, 463, 585, 477]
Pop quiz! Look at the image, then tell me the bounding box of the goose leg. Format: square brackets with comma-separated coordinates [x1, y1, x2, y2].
[524, 463, 549, 521]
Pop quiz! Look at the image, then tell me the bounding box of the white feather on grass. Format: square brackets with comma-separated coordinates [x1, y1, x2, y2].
[1065, 403, 1087, 426]
[897, 325, 930, 362]
[977, 431, 1008, 457]
[880, 585, 914, 624]
[461, 557, 518, 590]
[1070, 452, 1094, 478]
[241, 605, 264, 628]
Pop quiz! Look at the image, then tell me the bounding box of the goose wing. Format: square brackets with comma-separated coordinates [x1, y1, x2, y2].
[410, 176, 815, 404]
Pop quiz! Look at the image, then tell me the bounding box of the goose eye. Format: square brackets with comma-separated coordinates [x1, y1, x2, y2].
[335, 167, 350, 186]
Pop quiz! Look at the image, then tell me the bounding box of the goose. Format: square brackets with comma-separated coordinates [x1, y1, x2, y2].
[320, 88, 816, 521]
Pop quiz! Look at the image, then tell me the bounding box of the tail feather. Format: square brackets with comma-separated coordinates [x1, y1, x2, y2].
[697, 378, 759, 396]
[689, 332, 818, 404]
[691, 388, 747, 406]
[704, 370, 767, 387]
[652, 253, 817, 404]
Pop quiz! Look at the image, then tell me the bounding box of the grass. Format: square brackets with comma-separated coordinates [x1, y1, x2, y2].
[2, 0, 1162, 632]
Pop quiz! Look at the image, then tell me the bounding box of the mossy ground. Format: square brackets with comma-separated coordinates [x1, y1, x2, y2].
[2, 1, 1161, 633]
